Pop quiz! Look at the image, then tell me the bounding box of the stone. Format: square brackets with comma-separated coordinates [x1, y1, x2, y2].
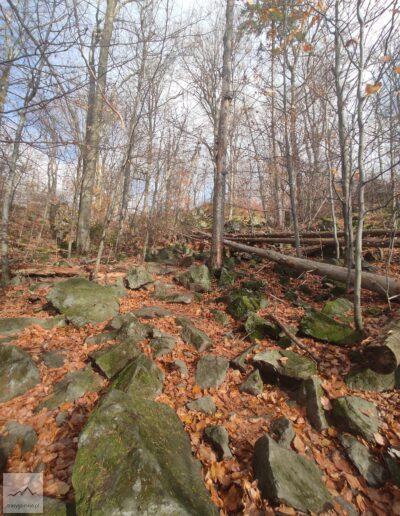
[150, 335, 177, 358]
[304, 376, 328, 431]
[244, 313, 279, 342]
[85, 331, 118, 345]
[269, 416, 295, 449]
[340, 434, 388, 487]
[42, 350, 65, 369]
[106, 313, 150, 342]
[195, 355, 229, 389]
[333, 496, 358, 516]
[253, 349, 317, 384]
[300, 309, 362, 346]
[211, 309, 229, 326]
[277, 327, 298, 348]
[384, 447, 400, 487]
[226, 289, 268, 321]
[331, 395, 380, 442]
[241, 280, 265, 291]
[112, 354, 164, 400]
[72, 389, 218, 515]
[146, 247, 180, 265]
[177, 318, 212, 352]
[172, 360, 188, 377]
[239, 369, 263, 395]
[125, 266, 154, 290]
[218, 267, 235, 287]
[47, 278, 122, 327]
[90, 340, 141, 379]
[0, 316, 65, 337]
[36, 367, 103, 411]
[0, 422, 37, 462]
[230, 345, 256, 372]
[253, 434, 332, 513]
[345, 367, 395, 392]
[55, 411, 68, 426]
[204, 425, 232, 460]
[133, 306, 172, 319]
[177, 264, 211, 292]
[42, 496, 75, 515]
[152, 282, 194, 304]
[322, 298, 353, 322]
[0, 345, 40, 402]
[187, 396, 216, 414]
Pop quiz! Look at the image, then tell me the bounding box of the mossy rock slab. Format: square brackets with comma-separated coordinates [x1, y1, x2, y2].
[90, 340, 141, 379]
[345, 367, 395, 392]
[253, 349, 317, 383]
[112, 354, 164, 399]
[72, 389, 218, 515]
[322, 298, 353, 322]
[0, 316, 65, 337]
[244, 313, 279, 342]
[177, 318, 212, 352]
[226, 289, 268, 321]
[177, 264, 211, 293]
[300, 309, 362, 346]
[331, 395, 380, 442]
[47, 278, 121, 327]
[125, 266, 154, 290]
[195, 355, 229, 389]
[0, 345, 40, 402]
[36, 367, 103, 411]
[253, 434, 332, 513]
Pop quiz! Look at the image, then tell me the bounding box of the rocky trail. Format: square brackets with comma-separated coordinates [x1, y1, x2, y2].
[1, 245, 400, 515]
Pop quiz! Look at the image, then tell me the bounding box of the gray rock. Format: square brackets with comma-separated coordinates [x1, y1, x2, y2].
[187, 396, 216, 414]
[112, 353, 164, 400]
[204, 425, 232, 460]
[47, 278, 122, 327]
[239, 369, 263, 395]
[331, 395, 380, 442]
[211, 309, 229, 326]
[177, 264, 211, 292]
[42, 350, 65, 369]
[244, 313, 280, 342]
[125, 266, 154, 290]
[345, 367, 395, 392]
[172, 360, 188, 377]
[333, 496, 358, 516]
[218, 267, 235, 288]
[72, 389, 218, 515]
[340, 433, 388, 487]
[152, 282, 194, 304]
[0, 345, 40, 402]
[230, 345, 256, 372]
[253, 434, 332, 513]
[133, 306, 172, 319]
[150, 335, 177, 358]
[0, 316, 65, 337]
[300, 308, 362, 346]
[195, 355, 229, 389]
[106, 313, 150, 342]
[36, 367, 103, 411]
[146, 247, 180, 265]
[304, 376, 328, 431]
[90, 340, 142, 379]
[42, 496, 75, 515]
[269, 416, 295, 449]
[253, 349, 317, 383]
[0, 421, 37, 461]
[85, 331, 119, 345]
[177, 318, 212, 352]
[55, 411, 68, 426]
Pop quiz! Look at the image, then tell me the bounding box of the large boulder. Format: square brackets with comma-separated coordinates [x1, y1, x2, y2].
[331, 395, 380, 442]
[112, 354, 164, 400]
[36, 367, 103, 411]
[244, 313, 279, 342]
[72, 389, 218, 515]
[177, 264, 211, 293]
[47, 278, 121, 327]
[253, 434, 332, 513]
[253, 349, 317, 384]
[226, 289, 268, 321]
[322, 298, 353, 323]
[345, 367, 395, 392]
[300, 309, 362, 346]
[125, 266, 154, 290]
[195, 355, 229, 389]
[0, 316, 65, 337]
[177, 318, 212, 352]
[0, 345, 40, 402]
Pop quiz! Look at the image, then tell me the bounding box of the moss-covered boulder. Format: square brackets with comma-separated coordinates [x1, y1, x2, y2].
[0, 316, 65, 337]
[133, 306, 172, 319]
[300, 309, 362, 346]
[36, 367, 103, 411]
[0, 345, 40, 402]
[177, 318, 212, 352]
[244, 313, 279, 342]
[218, 267, 236, 287]
[72, 389, 218, 515]
[345, 367, 395, 392]
[125, 266, 154, 290]
[331, 395, 380, 442]
[195, 355, 229, 389]
[253, 434, 332, 513]
[211, 309, 229, 326]
[322, 298, 353, 322]
[226, 289, 268, 321]
[150, 335, 177, 358]
[177, 264, 211, 293]
[47, 278, 122, 327]
[112, 354, 164, 399]
[253, 349, 317, 383]
[90, 340, 141, 379]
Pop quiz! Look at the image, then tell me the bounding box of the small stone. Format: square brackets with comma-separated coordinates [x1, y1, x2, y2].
[187, 396, 216, 414]
[90, 340, 141, 379]
[269, 416, 295, 449]
[333, 496, 358, 516]
[331, 395, 380, 442]
[152, 283, 193, 304]
[204, 425, 232, 460]
[125, 266, 154, 290]
[230, 345, 256, 372]
[239, 369, 263, 395]
[304, 376, 328, 431]
[0, 345, 40, 402]
[172, 360, 188, 377]
[195, 355, 229, 389]
[384, 447, 400, 487]
[345, 367, 395, 392]
[177, 318, 212, 352]
[340, 433, 388, 487]
[42, 350, 65, 369]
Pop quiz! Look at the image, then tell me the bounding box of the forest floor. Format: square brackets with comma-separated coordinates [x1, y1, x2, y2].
[1, 244, 400, 515]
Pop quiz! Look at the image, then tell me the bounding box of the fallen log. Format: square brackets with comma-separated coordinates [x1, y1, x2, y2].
[228, 237, 400, 247]
[230, 229, 400, 241]
[363, 318, 400, 373]
[14, 267, 82, 278]
[217, 236, 400, 299]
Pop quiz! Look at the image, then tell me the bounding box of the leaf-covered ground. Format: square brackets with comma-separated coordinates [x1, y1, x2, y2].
[1, 250, 400, 514]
